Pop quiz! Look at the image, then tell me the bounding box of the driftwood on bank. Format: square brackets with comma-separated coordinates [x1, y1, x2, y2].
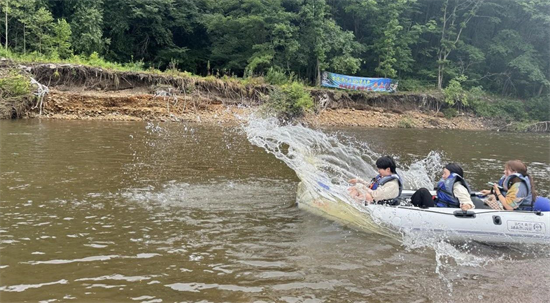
[527, 121, 550, 133]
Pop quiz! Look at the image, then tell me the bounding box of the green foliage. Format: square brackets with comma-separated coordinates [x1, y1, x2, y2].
[495, 100, 528, 121]
[442, 108, 458, 119]
[265, 67, 295, 86]
[397, 117, 415, 128]
[266, 81, 313, 118]
[471, 97, 528, 121]
[443, 75, 468, 107]
[245, 54, 273, 78]
[506, 121, 532, 132]
[52, 19, 72, 59]
[0, 0, 547, 123]
[71, 0, 106, 56]
[397, 79, 436, 92]
[27, 7, 54, 54]
[0, 71, 31, 98]
[525, 95, 550, 121]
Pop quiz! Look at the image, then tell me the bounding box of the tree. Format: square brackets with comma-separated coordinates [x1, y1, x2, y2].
[436, 0, 483, 90]
[26, 6, 54, 54]
[52, 18, 71, 58]
[71, 0, 106, 56]
[203, 0, 291, 76]
[297, 0, 361, 85]
[4, 0, 7, 49]
[102, 0, 196, 70]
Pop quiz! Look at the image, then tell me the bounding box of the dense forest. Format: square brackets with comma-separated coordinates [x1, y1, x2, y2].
[1, 0, 549, 120]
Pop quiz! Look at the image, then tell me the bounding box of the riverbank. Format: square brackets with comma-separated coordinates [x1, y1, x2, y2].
[0, 61, 525, 131]
[37, 90, 487, 131]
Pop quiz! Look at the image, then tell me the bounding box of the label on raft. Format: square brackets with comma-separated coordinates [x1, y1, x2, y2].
[507, 221, 546, 234]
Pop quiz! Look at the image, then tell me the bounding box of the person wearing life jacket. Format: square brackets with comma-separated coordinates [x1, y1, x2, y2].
[480, 160, 537, 211]
[410, 163, 474, 211]
[348, 156, 403, 205]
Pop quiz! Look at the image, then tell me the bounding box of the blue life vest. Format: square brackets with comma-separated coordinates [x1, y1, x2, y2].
[502, 173, 533, 210]
[498, 175, 506, 188]
[369, 174, 403, 201]
[436, 173, 472, 207]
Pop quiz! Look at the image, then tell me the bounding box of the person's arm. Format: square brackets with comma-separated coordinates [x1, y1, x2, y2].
[493, 183, 519, 211]
[348, 178, 369, 185]
[370, 180, 399, 202]
[479, 189, 491, 196]
[453, 183, 474, 210]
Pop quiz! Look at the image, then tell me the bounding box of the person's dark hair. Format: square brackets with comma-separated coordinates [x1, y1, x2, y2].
[376, 156, 397, 174]
[445, 163, 464, 178]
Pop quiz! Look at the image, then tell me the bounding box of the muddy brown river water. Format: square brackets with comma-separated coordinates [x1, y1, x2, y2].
[1, 119, 549, 303]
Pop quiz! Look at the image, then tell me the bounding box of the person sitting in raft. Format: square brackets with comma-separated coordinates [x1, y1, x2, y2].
[480, 160, 537, 211]
[348, 156, 403, 205]
[410, 163, 475, 211]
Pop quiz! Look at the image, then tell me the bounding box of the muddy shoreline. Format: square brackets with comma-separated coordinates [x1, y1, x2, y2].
[1, 61, 498, 130]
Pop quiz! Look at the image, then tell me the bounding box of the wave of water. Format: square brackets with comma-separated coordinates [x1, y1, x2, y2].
[243, 116, 533, 271]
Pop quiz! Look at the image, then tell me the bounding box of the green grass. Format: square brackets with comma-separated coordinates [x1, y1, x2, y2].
[1, 49, 152, 73]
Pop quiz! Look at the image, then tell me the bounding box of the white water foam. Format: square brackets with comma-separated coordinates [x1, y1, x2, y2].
[243, 116, 498, 270]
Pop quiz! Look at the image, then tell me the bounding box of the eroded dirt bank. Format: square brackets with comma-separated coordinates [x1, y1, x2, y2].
[2, 62, 494, 130]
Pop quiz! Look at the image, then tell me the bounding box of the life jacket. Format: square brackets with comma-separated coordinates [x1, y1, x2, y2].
[369, 174, 403, 203]
[498, 175, 506, 188]
[436, 173, 472, 207]
[502, 173, 533, 211]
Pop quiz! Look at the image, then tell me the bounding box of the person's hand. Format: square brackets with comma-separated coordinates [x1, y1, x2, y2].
[480, 189, 490, 196]
[492, 184, 501, 196]
[460, 204, 473, 211]
[364, 192, 374, 203]
[348, 178, 358, 184]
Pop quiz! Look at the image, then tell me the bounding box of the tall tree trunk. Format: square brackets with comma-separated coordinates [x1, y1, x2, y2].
[438, 53, 444, 90]
[4, 0, 7, 49]
[437, 0, 448, 90]
[316, 58, 321, 87]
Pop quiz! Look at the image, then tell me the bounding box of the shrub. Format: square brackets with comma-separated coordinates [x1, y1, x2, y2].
[442, 108, 458, 119]
[0, 48, 9, 58]
[443, 75, 468, 108]
[496, 100, 528, 121]
[397, 79, 436, 92]
[507, 121, 531, 132]
[265, 81, 313, 118]
[397, 117, 415, 128]
[0, 71, 31, 98]
[265, 67, 295, 86]
[525, 95, 550, 121]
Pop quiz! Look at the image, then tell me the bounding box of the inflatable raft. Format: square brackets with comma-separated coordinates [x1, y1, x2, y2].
[296, 182, 550, 245]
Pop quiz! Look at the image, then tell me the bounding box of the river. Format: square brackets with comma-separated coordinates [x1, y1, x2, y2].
[1, 119, 549, 303]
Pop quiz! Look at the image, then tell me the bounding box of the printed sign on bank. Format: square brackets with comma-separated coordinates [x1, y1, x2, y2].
[321, 71, 398, 92]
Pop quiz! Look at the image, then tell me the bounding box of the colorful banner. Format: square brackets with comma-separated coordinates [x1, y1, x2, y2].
[321, 71, 398, 92]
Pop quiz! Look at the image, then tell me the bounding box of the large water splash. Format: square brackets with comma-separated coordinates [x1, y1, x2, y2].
[243, 116, 499, 272]
[245, 116, 441, 199]
[244, 117, 441, 224]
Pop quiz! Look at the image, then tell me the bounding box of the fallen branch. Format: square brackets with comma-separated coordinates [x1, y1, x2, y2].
[527, 121, 550, 133]
[30, 78, 49, 115]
